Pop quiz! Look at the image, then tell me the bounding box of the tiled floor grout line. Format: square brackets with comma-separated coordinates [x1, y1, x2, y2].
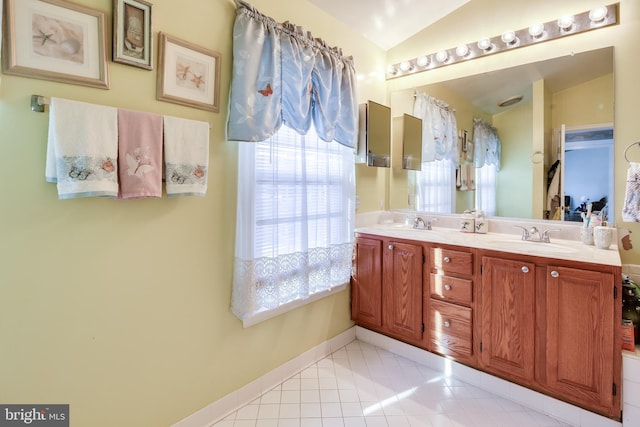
[212, 339, 575, 427]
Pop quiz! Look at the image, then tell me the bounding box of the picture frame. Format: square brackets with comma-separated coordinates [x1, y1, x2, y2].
[2, 0, 109, 89]
[112, 0, 152, 70]
[157, 32, 220, 112]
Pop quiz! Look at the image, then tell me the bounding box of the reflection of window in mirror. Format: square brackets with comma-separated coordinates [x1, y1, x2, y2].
[386, 46, 613, 221]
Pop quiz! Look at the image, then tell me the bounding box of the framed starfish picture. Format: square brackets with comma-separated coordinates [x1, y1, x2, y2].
[156, 32, 221, 112]
[2, 0, 109, 89]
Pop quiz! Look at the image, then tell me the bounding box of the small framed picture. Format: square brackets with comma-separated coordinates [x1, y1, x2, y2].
[461, 129, 468, 152]
[156, 32, 221, 112]
[113, 0, 152, 70]
[2, 0, 109, 89]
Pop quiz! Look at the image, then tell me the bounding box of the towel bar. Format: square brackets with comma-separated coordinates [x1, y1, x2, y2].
[624, 141, 640, 164]
[31, 95, 50, 112]
[30, 94, 213, 130]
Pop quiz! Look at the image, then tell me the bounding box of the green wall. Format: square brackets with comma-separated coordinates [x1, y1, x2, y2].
[0, 1, 386, 426]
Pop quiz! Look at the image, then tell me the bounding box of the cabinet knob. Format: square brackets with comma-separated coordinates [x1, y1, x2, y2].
[550, 270, 559, 278]
[443, 256, 451, 263]
[521, 266, 529, 273]
[443, 320, 451, 328]
[388, 244, 393, 250]
[444, 284, 452, 291]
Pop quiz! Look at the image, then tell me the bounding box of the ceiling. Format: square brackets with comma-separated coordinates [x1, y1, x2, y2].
[308, 0, 470, 50]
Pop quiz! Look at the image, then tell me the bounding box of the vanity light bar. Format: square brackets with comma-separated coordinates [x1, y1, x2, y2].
[386, 3, 619, 80]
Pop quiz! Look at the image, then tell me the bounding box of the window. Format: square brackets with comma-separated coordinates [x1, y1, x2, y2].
[475, 163, 497, 216]
[415, 159, 456, 213]
[232, 124, 355, 327]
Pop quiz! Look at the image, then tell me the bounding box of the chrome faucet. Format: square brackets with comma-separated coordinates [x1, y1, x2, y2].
[514, 226, 560, 243]
[414, 216, 437, 230]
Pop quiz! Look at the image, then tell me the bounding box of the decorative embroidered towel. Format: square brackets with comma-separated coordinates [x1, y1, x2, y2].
[622, 162, 640, 222]
[45, 98, 119, 199]
[163, 115, 209, 197]
[117, 109, 163, 199]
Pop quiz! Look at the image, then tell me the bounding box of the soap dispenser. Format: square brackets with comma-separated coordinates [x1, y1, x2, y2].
[475, 210, 488, 234]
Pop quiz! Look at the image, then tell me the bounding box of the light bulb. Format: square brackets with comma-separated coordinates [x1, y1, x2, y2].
[399, 60, 412, 72]
[589, 6, 608, 24]
[416, 55, 429, 67]
[456, 45, 470, 58]
[501, 31, 517, 45]
[477, 37, 492, 51]
[386, 64, 397, 75]
[528, 22, 544, 38]
[558, 14, 574, 30]
[435, 50, 448, 63]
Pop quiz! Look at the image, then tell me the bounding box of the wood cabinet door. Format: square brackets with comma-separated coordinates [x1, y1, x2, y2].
[544, 266, 615, 415]
[481, 256, 536, 384]
[383, 240, 423, 344]
[351, 237, 383, 328]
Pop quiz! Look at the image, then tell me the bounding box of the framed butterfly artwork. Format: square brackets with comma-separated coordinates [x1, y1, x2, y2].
[156, 32, 221, 112]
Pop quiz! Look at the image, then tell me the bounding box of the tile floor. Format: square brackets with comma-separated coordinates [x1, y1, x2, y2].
[213, 340, 574, 427]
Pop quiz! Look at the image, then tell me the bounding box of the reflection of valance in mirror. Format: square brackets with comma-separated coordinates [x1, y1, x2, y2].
[413, 93, 459, 164]
[472, 118, 501, 171]
[227, 0, 358, 148]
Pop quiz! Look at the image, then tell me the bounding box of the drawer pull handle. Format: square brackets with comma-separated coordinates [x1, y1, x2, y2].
[443, 320, 451, 328]
[521, 266, 529, 273]
[443, 256, 451, 263]
[550, 270, 559, 278]
[444, 284, 452, 291]
[388, 244, 394, 250]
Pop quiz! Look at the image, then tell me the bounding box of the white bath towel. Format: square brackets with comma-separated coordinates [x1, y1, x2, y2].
[45, 98, 119, 199]
[163, 115, 209, 197]
[622, 162, 640, 222]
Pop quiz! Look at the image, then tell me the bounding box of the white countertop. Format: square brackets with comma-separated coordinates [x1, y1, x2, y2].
[355, 220, 621, 267]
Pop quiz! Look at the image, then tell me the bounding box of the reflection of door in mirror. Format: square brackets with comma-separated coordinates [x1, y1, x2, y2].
[554, 125, 614, 226]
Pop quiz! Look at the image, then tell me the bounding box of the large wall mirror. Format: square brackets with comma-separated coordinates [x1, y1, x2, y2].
[388, 47, 614, 224]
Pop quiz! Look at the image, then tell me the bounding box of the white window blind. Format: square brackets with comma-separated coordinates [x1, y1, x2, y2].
[476, 163, 497, 216]
[232, 124, 355, 327]
[415, 159, 456, 213]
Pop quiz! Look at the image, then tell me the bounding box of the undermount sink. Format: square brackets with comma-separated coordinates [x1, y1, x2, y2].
[488, 239, 578, 254]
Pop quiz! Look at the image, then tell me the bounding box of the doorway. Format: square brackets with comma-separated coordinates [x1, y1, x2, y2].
[559, 124, 614, 225]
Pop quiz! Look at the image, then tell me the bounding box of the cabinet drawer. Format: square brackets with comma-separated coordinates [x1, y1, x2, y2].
[429, 299, 472, 358]
[429, 273, 472, 305]
[431, 248, 473, 275]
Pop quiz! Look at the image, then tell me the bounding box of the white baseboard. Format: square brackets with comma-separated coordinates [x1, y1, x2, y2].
[355, 326, 622, 427]
[171, 327, 357, 427]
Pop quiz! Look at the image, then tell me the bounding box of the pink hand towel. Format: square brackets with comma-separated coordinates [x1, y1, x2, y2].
[117, 109, 163, 199]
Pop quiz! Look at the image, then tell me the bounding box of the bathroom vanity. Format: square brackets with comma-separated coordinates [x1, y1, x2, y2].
[351, 215, 622, 420]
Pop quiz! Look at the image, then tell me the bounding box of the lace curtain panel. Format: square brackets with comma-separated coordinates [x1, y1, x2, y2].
[473, 118, 501, 170]
[232, 126, 355, 323]
[227, 0, 358, 149]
